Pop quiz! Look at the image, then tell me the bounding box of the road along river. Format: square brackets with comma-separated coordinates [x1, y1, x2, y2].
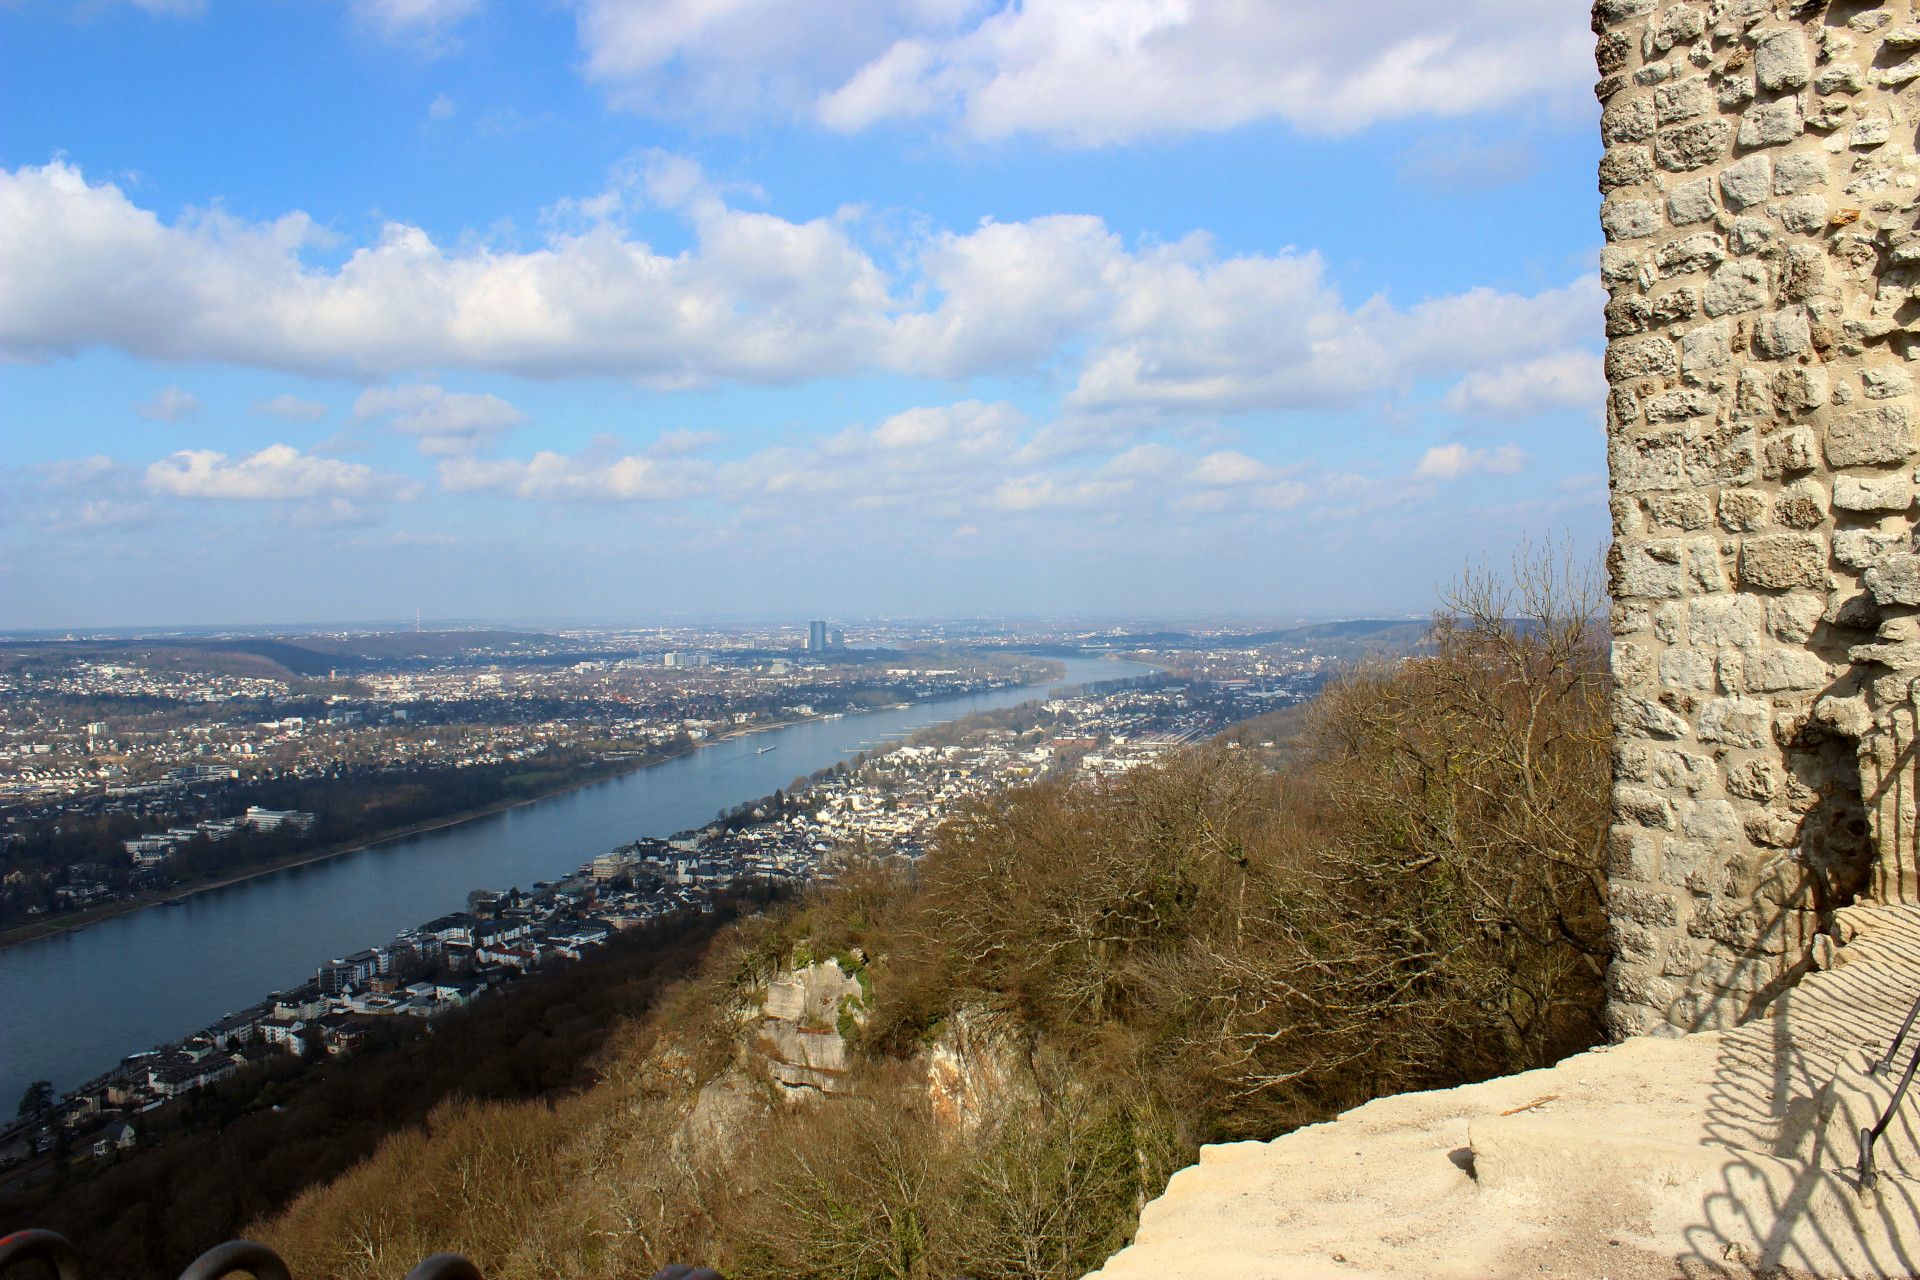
[0, 656, 1151, 1103]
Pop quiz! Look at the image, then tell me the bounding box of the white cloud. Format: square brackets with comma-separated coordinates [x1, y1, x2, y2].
[252, 393, 330, 422]
[576, 0, 1590, 144]
[144, 444, 418, 502]
[1442, 350, 1605, 419]
[1413, 443, 1527, 480]
[353, 0, 480, 47]
[440, 451, 715, 502]
[428, 94, 457, 121]
[0, 160, 1599, 419]
[136, 386, 202, 423]
[354, 383, 526, 455]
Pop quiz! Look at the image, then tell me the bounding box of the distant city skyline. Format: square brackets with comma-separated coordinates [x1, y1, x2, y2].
[0, 2, 1603, 628]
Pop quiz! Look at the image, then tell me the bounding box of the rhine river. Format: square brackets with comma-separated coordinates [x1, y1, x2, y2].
[0, 656, 1149, 1105]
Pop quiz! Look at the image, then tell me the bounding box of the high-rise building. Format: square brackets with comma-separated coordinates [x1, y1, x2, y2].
[831, 628, 845, 649]
[807, 620, 828, 653]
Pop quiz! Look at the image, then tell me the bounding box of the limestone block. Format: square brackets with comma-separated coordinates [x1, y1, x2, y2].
[1613, 883, 1682, 927]
[1738, 534, 1826, 589]
[1834, 528, 1904, 569]
[1703, 260, 1769, 316]
[1610, 825, 1662, 879]
[1833, 473, 1913, 512]
[1605, 334, 1678, 382]
[1658, 119, 1733, 170]
[1729, 215, 1772, 255]
[1814, 65, 1866, 95]
[1771, 366, 1827, 413]
[1779, 195, 1827, 234]
[1752, 308, 1810, 358]
[1666, 175, 1715, 221]
[1697, 696, 1772, 748]
[1621, 787, 1680, 830]
[1647, 491, 1711, 529]
[1743, 647, 1829, 693]
[1618, 693, 1693, 741]
[1616, 542, 1686, 597]
[1602, 196, 1663, 241]
[1654, 76, 1713, 122]
[1601, 245, 1644, 286]
[1651, 2, 1704, 48]
[1644, 387, 1715, 422]
[1766, 592, 1823, 642]
[1683, 423, 1757, 485]
[1717, 489, 1767, 532]
[1865, 552, 1920, 607]
[1613, 433, 1685, 492]
[1658, 646, 1715, 689]
[1862, 367, 1912, 400]
[1718, 153, 1771, 209]
[1754, 29, 1811, 91]
[1680, 798, 1741, 843]
[1603, 95, 1657, 145]
[1724, 756, 1779, 801]
[1772, 151, 1827, 194]
[1679, 321, 1730, 380]
[1656, 749, 1718, 795]
[1736, 98, 1802, 148]
[1762, 427, 1817, 478]
[1770, 487, 1822, 531]
[1655, 232, 1725, 277]
[1613, 639, 1656, 686]
[1686, 593, 1764, 646]
[1826, 403, 1913, 467]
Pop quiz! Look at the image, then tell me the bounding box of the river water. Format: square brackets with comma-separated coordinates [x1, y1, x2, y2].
[0, 657, 1149, 1104]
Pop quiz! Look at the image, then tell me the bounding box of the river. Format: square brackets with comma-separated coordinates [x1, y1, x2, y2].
[0, 656, 1150, 1104]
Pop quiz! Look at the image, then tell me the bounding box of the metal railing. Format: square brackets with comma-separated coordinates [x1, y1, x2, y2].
[0, 1232, 720, 1280]
[1860, 988, 1920, 1191]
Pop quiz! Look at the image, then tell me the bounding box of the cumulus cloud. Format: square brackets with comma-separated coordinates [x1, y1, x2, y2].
[440, 452, 714, 502]
[354, 383, 526, 455]
[136, 386, 202, 423]
[252, 393, 330, 421]
[575, 0, 1590, 143]
[1442, 350, 1605, 419]
[144, 443, 418, 502]
[0, 160, 1599, 418]
[444, 398, 1337, 533]
[1413, 443, 1527, 480]
[353, 0, 480, 48]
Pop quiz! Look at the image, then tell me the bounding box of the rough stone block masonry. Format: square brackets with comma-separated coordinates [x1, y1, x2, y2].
[1598, 0, 1920, 1035]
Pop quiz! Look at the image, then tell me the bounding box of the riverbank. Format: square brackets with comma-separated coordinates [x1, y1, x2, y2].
[0, 675, 1056, 954]
[0, 752, 690, 954]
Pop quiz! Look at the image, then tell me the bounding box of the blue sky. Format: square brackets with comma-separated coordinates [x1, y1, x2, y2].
[0, 0, 1603, 629]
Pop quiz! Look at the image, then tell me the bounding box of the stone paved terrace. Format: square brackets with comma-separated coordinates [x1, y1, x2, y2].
[1085, 903, 1920, 1279]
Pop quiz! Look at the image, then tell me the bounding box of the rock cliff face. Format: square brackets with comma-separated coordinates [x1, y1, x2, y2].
[1600, 0, 1920, 1036]
[756, 959, 866, 1096]
[677, 952, 1023, 1139]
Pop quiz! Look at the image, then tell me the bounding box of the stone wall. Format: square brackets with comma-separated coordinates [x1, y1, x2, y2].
[1600, 0, 1920, 1036]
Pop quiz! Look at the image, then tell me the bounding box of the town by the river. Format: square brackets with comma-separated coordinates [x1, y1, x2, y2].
[0, 656, 1152, 1106]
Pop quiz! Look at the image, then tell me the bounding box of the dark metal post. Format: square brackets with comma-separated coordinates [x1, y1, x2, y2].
[176, 1241, 293, 1280]
[0, 1230, 87, 1280]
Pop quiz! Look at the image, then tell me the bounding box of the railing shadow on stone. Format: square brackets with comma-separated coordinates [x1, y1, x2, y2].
[0, 1232, 722, 1280]
[1667, 901, 1920, 1279]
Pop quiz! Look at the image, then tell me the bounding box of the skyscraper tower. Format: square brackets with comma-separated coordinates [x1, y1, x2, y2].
[807, 620, 827, 653]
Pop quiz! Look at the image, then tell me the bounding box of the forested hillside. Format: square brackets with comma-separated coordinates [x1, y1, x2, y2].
[260, 565, 1611, 1280]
